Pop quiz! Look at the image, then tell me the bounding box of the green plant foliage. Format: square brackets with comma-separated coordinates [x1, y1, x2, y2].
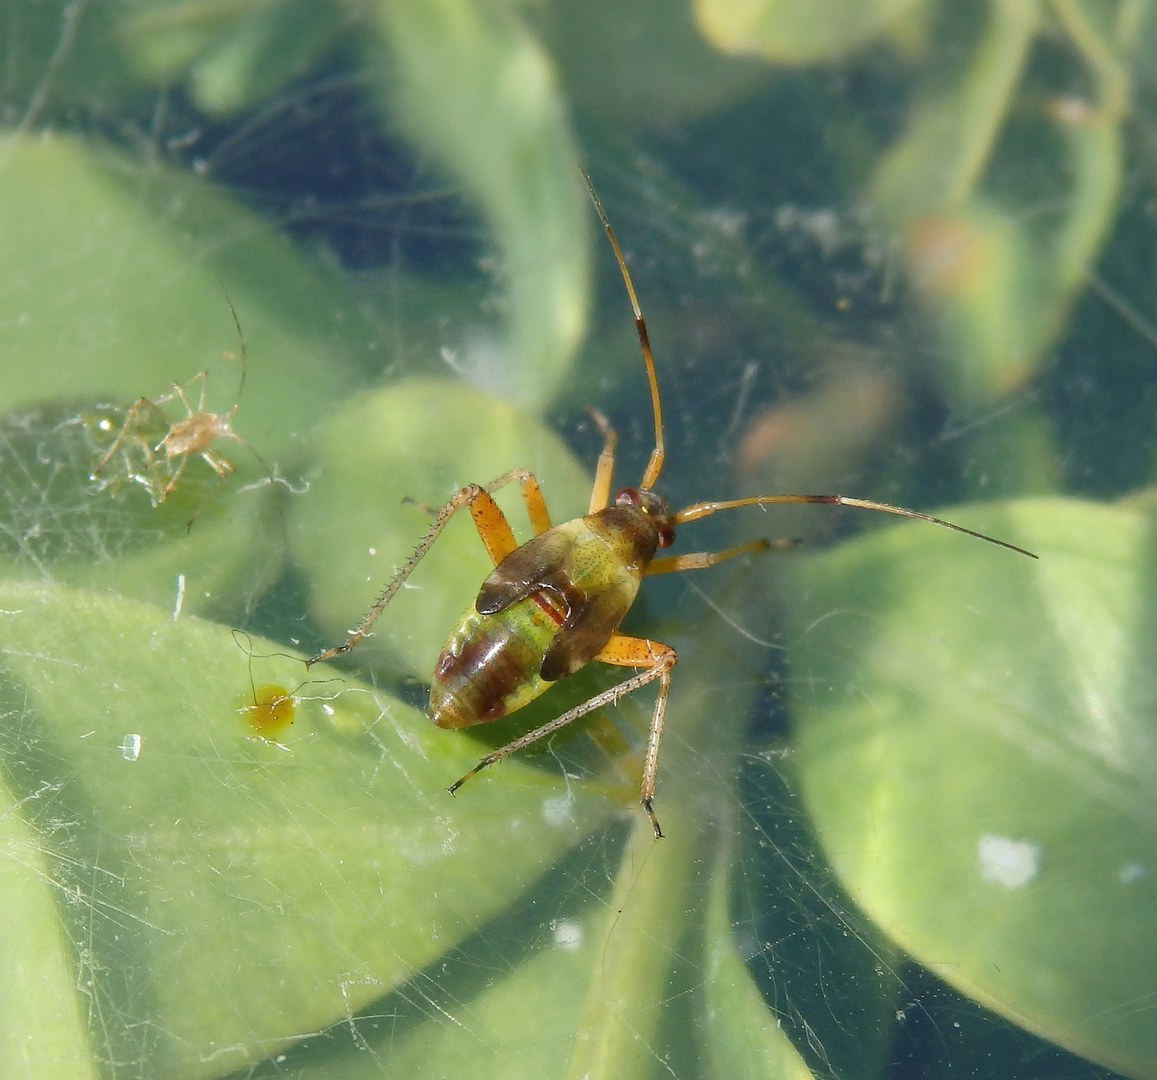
[0, 580, 615, 1079]
[784, 498, 1157, 1078]
[867, 1, 1125, 404]
[702, 843, 818, 1080]
[697, 0, 1131, 408]
[369, 0, 590, 411]
[695, 0, 923, 63]
[121, 0, 345, 115]
[2, 0, 1154, 1076]
[0, 132, 372, 453]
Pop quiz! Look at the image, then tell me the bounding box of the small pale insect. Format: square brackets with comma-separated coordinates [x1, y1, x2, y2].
[91, 298, 272, 528]
[310, 170, 1037, 837]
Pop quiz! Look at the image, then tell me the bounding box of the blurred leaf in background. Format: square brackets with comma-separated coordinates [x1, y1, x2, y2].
[2, 0, 1156, 1077]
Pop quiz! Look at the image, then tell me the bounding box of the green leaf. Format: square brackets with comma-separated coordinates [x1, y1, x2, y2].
[0, 130, 371, 458]
[0, 128, 391, 617]
[281, 882, 609, 1079]
[0, 770, 97, 1080]
[0, 580, 614, 1079]
[702, 841, 818, 1080]
[121, 0, 344, 115]
[783, 497, 1157, 1079]
[370, 0, 590, 411]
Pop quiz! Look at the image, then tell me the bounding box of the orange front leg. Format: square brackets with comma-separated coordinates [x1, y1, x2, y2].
[310, 468, 554, 666]
[486, 467, 553, 538]
[467, 488, 521, 565]
[472, 467, 556, 563]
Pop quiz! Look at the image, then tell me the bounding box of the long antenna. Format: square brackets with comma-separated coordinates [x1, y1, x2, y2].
[673, 494, 1037, 559]
[580, 168, 666, 490]
[214, 274, 248, 404]
[578, 169, 1036, 564]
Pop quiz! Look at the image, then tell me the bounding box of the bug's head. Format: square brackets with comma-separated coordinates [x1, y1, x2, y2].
[615, 487, 675, 547]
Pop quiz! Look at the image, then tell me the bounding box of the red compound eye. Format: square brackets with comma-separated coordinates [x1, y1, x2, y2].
[615, 487, 640, 505]
[657, 523, 675, 548]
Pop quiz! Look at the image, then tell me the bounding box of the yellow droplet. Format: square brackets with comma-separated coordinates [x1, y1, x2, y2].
[242, 684, 295, 735]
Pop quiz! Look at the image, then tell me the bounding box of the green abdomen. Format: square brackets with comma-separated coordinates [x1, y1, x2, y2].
[428, 593, 562, 728]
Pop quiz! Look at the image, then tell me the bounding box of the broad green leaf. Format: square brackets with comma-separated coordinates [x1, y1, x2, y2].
[291, 377, 593, 677]
[783, 497, 1157, 1079]
[255, 591, 790, 1080]
[280, 864, 622, 1079]
[0, 580, 614, 1080]
[0, 770, 97, 1080]
[0, 128, 394, 616]
[0, 130, 371, 458]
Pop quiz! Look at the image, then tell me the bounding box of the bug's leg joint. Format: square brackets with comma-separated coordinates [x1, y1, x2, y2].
[643, 797, 664, 839]
[307, 631, 362, 667]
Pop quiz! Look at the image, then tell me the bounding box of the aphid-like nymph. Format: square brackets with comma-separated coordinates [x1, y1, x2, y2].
[92, 299, 273, 528]
[110, 372, 239, 489]
[310, 170, 1036, 837]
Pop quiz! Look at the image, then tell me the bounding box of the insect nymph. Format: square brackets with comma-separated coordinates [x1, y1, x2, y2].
[91, 297, 272, 529]
[310, 171, 1036, 837]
